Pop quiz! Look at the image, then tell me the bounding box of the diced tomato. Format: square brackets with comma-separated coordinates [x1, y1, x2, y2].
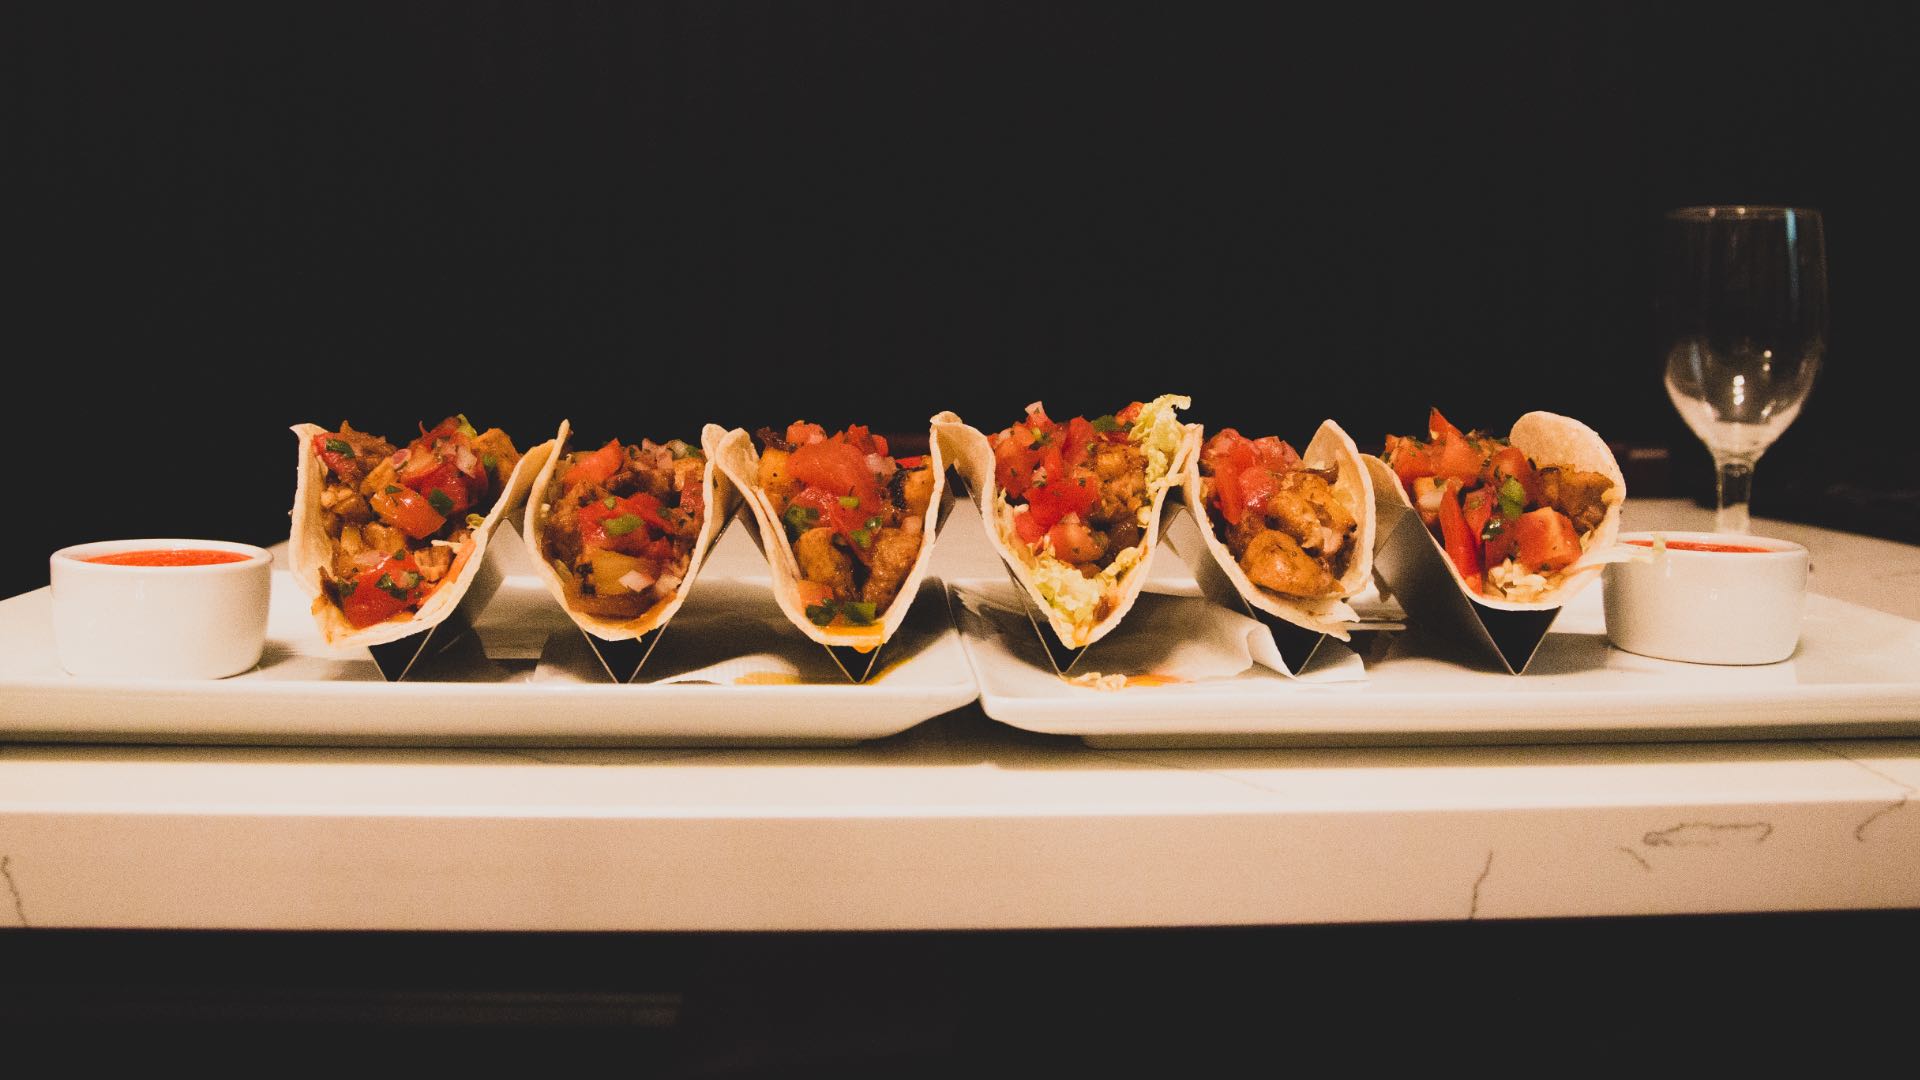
[1214, 467, 1245, 525]
[563, 439, 624, 488]
[1202, 429, 1256, 477]
[786, 421, 827, 447]
[1483, 518, 1518, 567]
[1251, 437, 1299, 472]
[340, 554, 426, 628]
[795, 579, 835, 609]
[1025, 467, 1098, 533]
[1428, 430, 1487, 484]
[1114, 402, 1143, 425]
[836, 424, 888, 457]
[1012, 506, 1049, 546]
[1045, 514, 1105, 564]
[1462, 486, 1495, 541]
[1486, 446, 1543, 506]
[312, 433, 360, 482]
[894, 455, 926, 469]
[400, 459, 475, 516]
[371, 485, 447, 540]
[1427, 408, 1466, 443]
[1436, 482, 1484, 593]
[1511, 507, 1582, 574]
[789, 439, 884, 511]
[1234, 465, 1280, 523]
[578, 493, 672, 555]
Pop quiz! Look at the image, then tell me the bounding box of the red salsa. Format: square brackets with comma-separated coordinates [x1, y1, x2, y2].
[83, 549, 251, 567]
[1625, 539, 1773, 554]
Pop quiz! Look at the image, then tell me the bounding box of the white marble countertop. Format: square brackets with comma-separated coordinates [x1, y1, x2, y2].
[3, 499, 1917, 931]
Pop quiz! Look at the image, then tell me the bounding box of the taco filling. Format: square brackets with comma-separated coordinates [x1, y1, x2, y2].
[1197, 429, 1357, 599]
[1381, 408, 1616, 602]
[985, 395, 1188, 627]
[754, 422, 934, 628]
[538, 436, 707, 619]
[310, 416, 522, 628]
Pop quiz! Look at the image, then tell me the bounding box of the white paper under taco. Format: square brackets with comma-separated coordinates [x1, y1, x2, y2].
[1175, 418, 1377, 640]
[934, 395, 1194, 653]
[289, 422, 552, 648]
[519, 420, 740, 644]
[708, 417, 954, 653]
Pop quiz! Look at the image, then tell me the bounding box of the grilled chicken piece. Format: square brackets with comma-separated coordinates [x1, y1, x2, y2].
[758, 448, 798, 516]
[1239, 529, 1339, 598]
[795, 526, 856, 600]
[321, 425, 397, 487]
[1089, 443, 1148, 527]
[899, 466, 935, 521]
[860, 527, 922, 611]
[1539, 467, 1614, 534]
[414, 543, 455, 584]
[321, 484, 374, 525]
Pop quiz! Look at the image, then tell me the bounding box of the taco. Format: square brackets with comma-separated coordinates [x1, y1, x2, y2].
[521, 420, 738, 642]
[711, 419, 948, 651]
[1179, 419, 1376, 638]
[1368, 408, 1625, 608]
[936, 395, 1192, 650]
[289, 415, 549, 646]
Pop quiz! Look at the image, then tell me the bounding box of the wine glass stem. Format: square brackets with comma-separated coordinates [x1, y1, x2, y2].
[1714, 455, 1755, 534]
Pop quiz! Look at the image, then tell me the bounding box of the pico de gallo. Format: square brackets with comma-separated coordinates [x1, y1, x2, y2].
[1381, 408, 1616, 601]
[1197, 429, 1357, 598]
[985, 394, 1188, 628]
[539, 435, 708, 620]
[312, 416, 522, 628]
[754, 422, 935, 628]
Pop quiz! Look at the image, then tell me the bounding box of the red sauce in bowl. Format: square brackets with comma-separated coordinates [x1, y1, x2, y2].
[82, 549, 253, 566]
[1624, 539, 1774, 554]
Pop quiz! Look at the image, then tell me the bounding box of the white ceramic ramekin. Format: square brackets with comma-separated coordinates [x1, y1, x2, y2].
[1602, 530, 1809, 665]
[50, 538, 273, 679]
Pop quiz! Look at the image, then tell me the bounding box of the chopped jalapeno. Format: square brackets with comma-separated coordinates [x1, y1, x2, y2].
[604, 514, 645, 537]
[325, 438, 355, 457]
[385, 485, 401, 494]
[840, 601, 877, 625]
[806, 601, 838, 627]
[1090, 415, 1120, 434]
[783, 503, 819, 536]
[465, 513, 486, 529]
[838, 495, 861, 510]
[852, 528, 871, 549]
[603, 496, 619, 510]
[456, 415, 478, 436]
[1497, 476, 1527, 520]
[427, 489, 455, 515]
[481, 453, 499, 472]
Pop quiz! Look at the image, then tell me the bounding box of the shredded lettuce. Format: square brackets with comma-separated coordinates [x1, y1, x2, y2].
[1130, 394, 1191, 489]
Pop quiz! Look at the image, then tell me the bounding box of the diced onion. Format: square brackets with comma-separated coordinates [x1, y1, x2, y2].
[654, 573, 683, 596]
[619, 569, 656, 593]
[865, 453, 897, 480]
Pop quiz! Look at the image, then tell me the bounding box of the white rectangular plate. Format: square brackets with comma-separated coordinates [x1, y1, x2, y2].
[0, 572, 978, 747]
[951, 577, 1920, 747]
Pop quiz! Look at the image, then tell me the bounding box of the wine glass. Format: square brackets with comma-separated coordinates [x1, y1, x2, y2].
[1660, 206, 1827, 533]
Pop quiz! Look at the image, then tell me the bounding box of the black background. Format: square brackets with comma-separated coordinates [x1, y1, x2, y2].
[6, 1, 1918, 1064]
[9, 3, 1918, 594]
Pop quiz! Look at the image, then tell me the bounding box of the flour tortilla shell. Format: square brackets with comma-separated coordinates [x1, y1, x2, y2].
[289, 422, 551, 647]
[1365, 410, 1625, 612]
[520, 420, 739, 642]
[708, 418, 951, 650]
[933, 406, 1192, 651]
[1178, 418, 1376, 639]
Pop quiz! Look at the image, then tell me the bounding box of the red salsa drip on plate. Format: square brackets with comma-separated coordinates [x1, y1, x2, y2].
[82, 549, 252, 567]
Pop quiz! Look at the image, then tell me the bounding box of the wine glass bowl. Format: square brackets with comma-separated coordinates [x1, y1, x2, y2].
[1660, 206, 1827, 533]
